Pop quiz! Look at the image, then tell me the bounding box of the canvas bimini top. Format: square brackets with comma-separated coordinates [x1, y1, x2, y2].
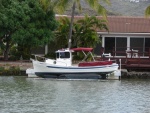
[71, 47, 93, 52]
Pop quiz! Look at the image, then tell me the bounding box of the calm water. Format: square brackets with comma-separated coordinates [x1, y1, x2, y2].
[0, 76, 150, 113]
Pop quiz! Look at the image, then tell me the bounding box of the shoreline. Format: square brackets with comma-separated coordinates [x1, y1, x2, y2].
[121, 69, 150, 79]
[0, 61, 32, 76]
[0, 61, 150, 79]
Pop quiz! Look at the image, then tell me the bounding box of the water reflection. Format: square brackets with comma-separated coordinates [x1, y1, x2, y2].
[0, 77, 150, 113]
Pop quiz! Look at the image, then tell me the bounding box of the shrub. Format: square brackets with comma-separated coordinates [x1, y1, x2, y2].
[0, 66, 20, 75]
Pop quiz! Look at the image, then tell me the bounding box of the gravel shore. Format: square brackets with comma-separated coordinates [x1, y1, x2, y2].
[0, 61, 33, 71]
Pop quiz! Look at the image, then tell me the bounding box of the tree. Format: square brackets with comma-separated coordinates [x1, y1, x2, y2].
[0, 0, 21, 60]
[56, 0, 110, 48]
[145, 6, 150, 17]
[0, 0, 58, 60]
[54, 17, 70, 49]
[73, 15, 108, 47]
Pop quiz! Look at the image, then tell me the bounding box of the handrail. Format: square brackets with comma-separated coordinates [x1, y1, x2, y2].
[112, 47, 150, 58]
[33, 55, 68, 66]
[149, 48, 150, 60]
[34, 55, 47, 62]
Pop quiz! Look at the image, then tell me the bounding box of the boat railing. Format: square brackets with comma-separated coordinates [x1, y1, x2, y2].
[32, 55, 47, 62]
[30, 55, 53, 62]
[31, 54, 68, 66]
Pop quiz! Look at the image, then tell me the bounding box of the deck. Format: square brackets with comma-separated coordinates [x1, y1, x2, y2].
[95, 47, 150, 72]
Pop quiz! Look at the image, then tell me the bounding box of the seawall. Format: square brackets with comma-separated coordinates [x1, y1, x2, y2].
[121, 69, 150, 79]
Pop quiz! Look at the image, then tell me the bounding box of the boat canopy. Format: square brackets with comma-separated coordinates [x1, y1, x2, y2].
[71, 48, 93, 52]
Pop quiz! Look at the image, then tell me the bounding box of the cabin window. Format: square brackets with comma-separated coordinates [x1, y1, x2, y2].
[56, 52, 70, 58]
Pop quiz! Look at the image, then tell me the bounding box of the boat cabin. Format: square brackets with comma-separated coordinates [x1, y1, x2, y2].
[54, 48, 96, 66]
[55, 49, 73, 66]
[54, 48, 114, 67]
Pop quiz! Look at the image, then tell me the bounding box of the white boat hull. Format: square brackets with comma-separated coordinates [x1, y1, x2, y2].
[26, 68, 38, 78]
[32, 60, 119, 78]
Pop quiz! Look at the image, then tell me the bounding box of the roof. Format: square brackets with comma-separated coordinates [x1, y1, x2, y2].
[57, 16, 150, 33]
[103, 16, 150, 33]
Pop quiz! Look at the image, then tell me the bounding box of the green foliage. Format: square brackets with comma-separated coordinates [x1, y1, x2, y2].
[56, 0, 110, 49]
[0, 67, 5, 72]
[0, 65, 20, 75]
[72, 52, 93, 62]
[145, 6, 150, 17]
[44, 52, 56, 59]
[12, 0, 58, 47]
[8, 45, 20, 60]
[54, 17, 70, 49]
[8, 66, 20, 75]
[0, 0, 58, 60]
[0, 49, 3, 55]
[72, 53, 84, 60]
[55, 15, 108, 48]
[73, 15, 108, 47]
[56, 0, 110, 17]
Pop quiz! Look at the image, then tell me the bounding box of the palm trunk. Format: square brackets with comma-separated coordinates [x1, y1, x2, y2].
[68, 2, 76, 49]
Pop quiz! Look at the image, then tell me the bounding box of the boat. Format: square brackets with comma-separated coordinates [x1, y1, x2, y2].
[26, 47, 119, 79]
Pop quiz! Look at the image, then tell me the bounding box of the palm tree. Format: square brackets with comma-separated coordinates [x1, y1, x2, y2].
[73, 15, 108, 47]
[39, 0, 110, 48]
[39, 0, 59, 12]
[56, 0, 110, 48]
[145, 6, 150, 17]
[55, 15, 108, 48]
[55, 17, 70, 49]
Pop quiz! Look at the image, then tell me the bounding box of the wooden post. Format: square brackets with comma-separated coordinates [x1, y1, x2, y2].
[45, 45, 48, 55]
[119, 59, 121, 80]
[131, 49, 133, 58]
[119, 76, 121, 80]
[113, 47, 115, 58]
[149, 47, 150, 60]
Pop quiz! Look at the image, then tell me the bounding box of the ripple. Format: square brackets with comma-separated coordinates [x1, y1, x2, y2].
[0, 77, 150, 113]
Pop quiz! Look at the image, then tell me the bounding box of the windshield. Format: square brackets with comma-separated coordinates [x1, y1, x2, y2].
[56, 52, 70, 58]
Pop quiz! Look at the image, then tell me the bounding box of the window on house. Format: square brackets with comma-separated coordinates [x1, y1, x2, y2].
[116, 37, 127, 56]
[105, 37, 127, 56]
[145, 38, 150, 56]
[130, 38, 144, 56]
[105, 37, 115, 55]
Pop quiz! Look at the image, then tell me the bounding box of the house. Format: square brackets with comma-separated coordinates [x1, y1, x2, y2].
[92, 16, 150, 70]
[33, 16, 150, 57]
[93, 16, 150, 57]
